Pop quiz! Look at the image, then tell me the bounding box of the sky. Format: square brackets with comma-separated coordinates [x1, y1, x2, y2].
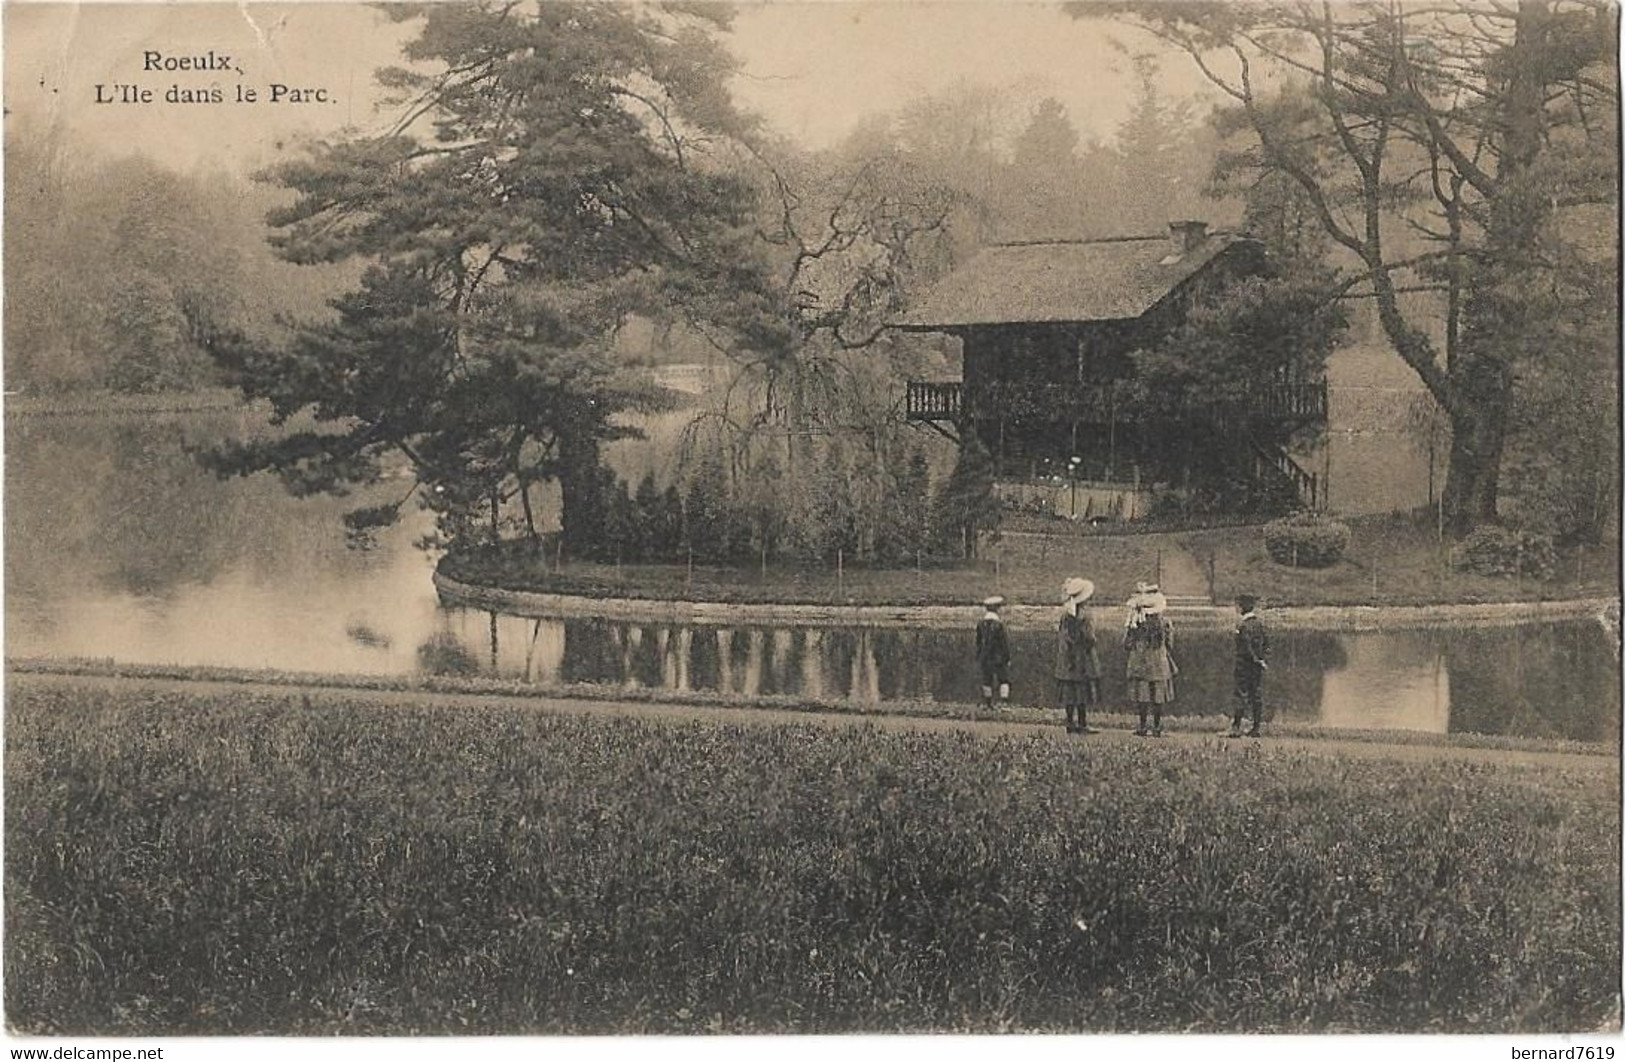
[2, 1, 1223, 175]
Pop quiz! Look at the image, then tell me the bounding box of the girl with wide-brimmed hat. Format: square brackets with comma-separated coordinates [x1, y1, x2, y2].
[1054, 577, 1101, 734]
[1124, 581, 1176, 736]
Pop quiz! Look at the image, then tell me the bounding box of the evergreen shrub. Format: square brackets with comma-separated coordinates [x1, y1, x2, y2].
[1263, 512, 1351, 568]
[1452, 526, 1557, 581]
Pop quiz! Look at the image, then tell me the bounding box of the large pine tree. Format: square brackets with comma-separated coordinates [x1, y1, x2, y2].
[206, 2, 776, 551]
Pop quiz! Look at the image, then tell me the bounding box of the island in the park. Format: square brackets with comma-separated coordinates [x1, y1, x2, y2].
[5, 0, 1618, 1040]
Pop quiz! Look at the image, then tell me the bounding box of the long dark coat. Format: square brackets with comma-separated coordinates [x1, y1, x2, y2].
[1054, 609, 1101, 682]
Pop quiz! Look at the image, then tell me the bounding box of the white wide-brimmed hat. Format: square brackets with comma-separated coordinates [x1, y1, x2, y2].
[1062, 577, 1095, 602]
[1129, 581, 1168, 615]
[982, 595, 1006, 610]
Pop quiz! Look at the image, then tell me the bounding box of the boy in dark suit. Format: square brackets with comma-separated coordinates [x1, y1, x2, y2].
[975, 596, 1012, 710]
[1229, 594, 1269, 738]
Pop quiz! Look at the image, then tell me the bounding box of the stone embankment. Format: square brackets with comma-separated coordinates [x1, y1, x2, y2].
[433, 572, 1620, 633]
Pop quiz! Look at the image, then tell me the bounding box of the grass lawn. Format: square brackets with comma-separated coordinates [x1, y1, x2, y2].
[8, 680, 1617, 1034]
[1181, 511, 1621, 607]
[441, 511, 1618, 609]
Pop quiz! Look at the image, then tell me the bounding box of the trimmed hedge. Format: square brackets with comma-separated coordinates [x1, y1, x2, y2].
[1263, 513, 1352, 568]
[1453, 526, 1557, 581]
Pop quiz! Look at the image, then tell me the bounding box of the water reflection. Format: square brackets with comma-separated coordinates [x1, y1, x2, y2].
[1320, 635, 1450, 733]
[435, 609, 1618, 742]
[6, 412, 1619, 743]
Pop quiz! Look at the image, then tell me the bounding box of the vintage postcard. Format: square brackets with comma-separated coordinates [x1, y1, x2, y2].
[3, 0, 1619, 1051]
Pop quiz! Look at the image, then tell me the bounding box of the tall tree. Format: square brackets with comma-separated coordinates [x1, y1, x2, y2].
[1080, 0, 1618, 532]
[205, 2, 775, 551]
[1111, 54, 1214, 231]
[1004, 97, 1087, 237]
[934, 432, 1002, 559]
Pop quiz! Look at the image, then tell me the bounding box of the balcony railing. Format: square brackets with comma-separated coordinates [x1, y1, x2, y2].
[905, 380, 962, 421]
[905, 379, 1328, 425]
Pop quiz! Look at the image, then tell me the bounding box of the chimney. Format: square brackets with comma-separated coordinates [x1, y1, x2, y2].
[1168, 220, 1209, 256]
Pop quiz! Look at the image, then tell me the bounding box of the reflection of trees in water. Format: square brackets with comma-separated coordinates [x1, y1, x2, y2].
[417, 631, 478, 676]
[527, 616, 1615, 742]
[1446, 624, 1620, 743]
[7, 414, 383, 602]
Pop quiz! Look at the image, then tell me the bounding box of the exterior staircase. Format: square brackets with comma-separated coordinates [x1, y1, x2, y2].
[1248, 436, 1321, 511]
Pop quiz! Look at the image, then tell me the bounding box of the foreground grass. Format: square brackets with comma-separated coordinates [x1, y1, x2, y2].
[7, 683, 1619, 1034]
[443, 512, 1618, 609]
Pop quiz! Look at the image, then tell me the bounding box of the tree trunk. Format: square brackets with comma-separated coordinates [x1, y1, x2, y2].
[1439, 0, 1549, 536]
[558, 433, 603, 559]
[519, 477, 539, 546]
[1441, 379, 1511, 534]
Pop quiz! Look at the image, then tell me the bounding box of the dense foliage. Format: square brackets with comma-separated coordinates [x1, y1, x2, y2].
[569, 436, 939, 568]
[1263, 513, 1353, 569]
[3, 131, 344, 394]
[8, 683, 1617, 1034]
[1452, 526, 1558, 581]
[1089, 0, 1619, 535]
[203, 3, 779, 553]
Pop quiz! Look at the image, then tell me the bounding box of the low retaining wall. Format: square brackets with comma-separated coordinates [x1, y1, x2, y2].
[433, 572, 1620, 634]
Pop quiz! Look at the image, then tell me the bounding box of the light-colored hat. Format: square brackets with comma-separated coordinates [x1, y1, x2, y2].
[982, 595, 1006, 610]
[1129, 581, 1167, 614]
[1062, 577, 1094, 602]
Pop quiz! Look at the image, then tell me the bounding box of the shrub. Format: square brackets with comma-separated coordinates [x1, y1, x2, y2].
[1453, 526, 1557, 581]
[1262, 512, 1351, 568]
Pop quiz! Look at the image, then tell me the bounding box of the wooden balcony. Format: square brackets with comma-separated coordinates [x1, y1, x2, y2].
[905, 380, 962, 421]
[905, 379, 1327, 425]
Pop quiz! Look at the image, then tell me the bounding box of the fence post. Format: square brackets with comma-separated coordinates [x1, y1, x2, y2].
[687, 546, 694, 592]
[1156, 548, 1163, 587]
[1207, 553, 1217, 601]
[837, 548, 844, 597]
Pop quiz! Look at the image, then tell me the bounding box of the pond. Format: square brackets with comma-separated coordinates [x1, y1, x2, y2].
[6, 410, 1619, 743]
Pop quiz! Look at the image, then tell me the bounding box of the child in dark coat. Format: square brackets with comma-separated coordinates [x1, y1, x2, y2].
[975, 596, 1012, 710]
[1054, 577, 1101, 734]
[1229, 594, 1270, 738]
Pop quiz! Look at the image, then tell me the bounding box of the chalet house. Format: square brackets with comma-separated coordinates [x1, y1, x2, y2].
[892, 221, 1328, 520]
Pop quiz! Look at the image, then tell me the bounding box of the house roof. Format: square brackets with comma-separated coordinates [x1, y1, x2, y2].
[892, 232, 1255, 330]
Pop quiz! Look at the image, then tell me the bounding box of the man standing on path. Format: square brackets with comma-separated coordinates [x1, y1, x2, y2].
[1230, 594, 1269, 738]
[1055, 577, 1101, 734]
[975, 596, 1012, 711]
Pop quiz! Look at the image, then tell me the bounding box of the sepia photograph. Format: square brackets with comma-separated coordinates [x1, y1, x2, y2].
[2, 0, 1620, 1045]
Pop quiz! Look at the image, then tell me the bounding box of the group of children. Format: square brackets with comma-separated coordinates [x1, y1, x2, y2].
[973, 580, 1271, 738]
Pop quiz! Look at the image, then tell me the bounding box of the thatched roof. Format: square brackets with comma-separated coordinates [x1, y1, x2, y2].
[892, 232, 1255, 331]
